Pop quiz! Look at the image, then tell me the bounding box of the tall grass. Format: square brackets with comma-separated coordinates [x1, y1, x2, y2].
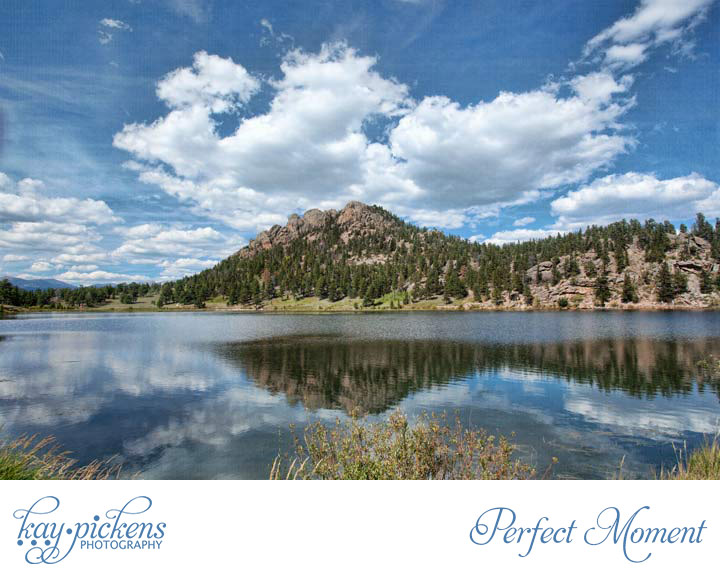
[659, 438, 720, 480]
[270, 410, 536, 480]
[0, 434, 120, 480]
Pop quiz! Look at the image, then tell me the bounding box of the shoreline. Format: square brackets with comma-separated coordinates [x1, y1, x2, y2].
[4, 303, 720, 315]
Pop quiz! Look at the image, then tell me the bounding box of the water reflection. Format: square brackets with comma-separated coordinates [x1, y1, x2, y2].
[218, 336, 720, 414]
[0, 312, 719, 479]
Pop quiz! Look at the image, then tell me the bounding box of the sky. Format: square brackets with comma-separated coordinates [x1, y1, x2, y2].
[0, 0, 718, 285]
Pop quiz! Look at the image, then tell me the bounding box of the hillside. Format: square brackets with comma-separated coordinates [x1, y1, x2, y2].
[156, 201, 720, 311]
[2, 202, 720, 312]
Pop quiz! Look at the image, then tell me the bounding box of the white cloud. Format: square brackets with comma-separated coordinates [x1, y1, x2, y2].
[100, 18, 132, 30]
[389, 87, 633, 216]
[29, 261, 54, 272]
[0, 172, 118, 225]
[55, 270, 150, 285]
[0, 173, 120, 277]
[98, 18, 132, 45]
[1, 254, 29, 262]
[512, 217, 536, 227]
[551, 172, 720, 229]
[484, 228, 564, 246]
[155, 51, 260, 113]
[570, 72, 634, 104]
[115, 44, 416, 229]
[115, 43, 636, 230]
[112, 224, 230, 259]
[484, 171, 720, 244]
[158, 257, 218, 278]
[583, 0, 714, 68]
[51, 251, 111, 266]
[0, 222, 102, 252]
[259, 18, 294, 49]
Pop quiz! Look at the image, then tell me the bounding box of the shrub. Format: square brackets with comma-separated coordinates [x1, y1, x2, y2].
[557, 297, 569, 308]
[270, 411, 535, 480]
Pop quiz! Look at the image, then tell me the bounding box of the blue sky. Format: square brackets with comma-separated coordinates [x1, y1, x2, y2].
[0, 0, 718, 284]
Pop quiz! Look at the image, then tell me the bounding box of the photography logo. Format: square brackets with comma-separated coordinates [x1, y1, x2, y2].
[13, 496, 166, 565]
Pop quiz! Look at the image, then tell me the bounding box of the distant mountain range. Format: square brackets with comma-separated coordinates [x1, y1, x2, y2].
[1, 276, 76, 290]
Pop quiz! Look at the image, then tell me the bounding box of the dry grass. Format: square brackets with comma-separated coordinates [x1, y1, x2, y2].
[659, 438, 720, 480]
[0, 434, 121, 480]
[270, 410, 536, 480]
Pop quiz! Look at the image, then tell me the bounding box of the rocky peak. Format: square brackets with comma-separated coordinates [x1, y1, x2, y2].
[238, 201, 396, 256]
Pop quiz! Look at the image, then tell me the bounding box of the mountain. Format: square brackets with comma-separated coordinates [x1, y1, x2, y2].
[1, 276, 76, 291]
[160, 201, 720, 310]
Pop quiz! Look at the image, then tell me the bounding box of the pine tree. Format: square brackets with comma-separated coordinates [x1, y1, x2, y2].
[551, 259, 561, 285]
[673, 269, 688, 295]
[585, 260, 597, 278]
[492, 285, 503, 306]
[445, 269, 467, 299]
[595, 269, 611, 306]
[621, 273, 638, 303]
[523, 284, 534, 306]
[657, 262, 675, 303]
[700, 270, 713, 294]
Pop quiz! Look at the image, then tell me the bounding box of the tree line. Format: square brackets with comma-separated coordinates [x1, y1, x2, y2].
[2, 211, 719, 310]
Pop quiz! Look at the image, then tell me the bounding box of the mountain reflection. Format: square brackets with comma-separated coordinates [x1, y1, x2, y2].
[217, 336, 720, 414]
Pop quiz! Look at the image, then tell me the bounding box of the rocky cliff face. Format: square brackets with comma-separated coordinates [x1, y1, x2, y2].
[238, 201, 398, 257]
[515, 232, 719, 310]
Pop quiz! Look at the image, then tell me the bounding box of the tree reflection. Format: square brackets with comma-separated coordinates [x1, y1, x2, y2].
[217, 336, 720, 413]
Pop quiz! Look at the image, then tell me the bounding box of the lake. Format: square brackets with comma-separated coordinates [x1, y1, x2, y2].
[1, 311, 719, 479]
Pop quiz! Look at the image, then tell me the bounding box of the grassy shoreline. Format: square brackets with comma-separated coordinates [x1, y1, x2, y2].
[0, 434, 120, 480]
[4, 294, 720, 315]
[3, 420, 718, 480]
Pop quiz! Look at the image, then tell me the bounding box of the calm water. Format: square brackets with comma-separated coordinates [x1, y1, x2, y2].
[1, 311, 719, 479]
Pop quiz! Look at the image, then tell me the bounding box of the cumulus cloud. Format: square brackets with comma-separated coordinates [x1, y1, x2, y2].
[551, 172, 720, 229]
[115, 44, 416, 229]
[388, 87, 632, 213]
[155, 51, 260, 113]
[570, 71, 634, 104]
[483, 172, 720, 245]
[115, 42, 636, 230]
[107, 1, 715, 247]
[0, 173, 125, 278]
[583, 0, 714, 68]
[0, 173, 118, 225]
